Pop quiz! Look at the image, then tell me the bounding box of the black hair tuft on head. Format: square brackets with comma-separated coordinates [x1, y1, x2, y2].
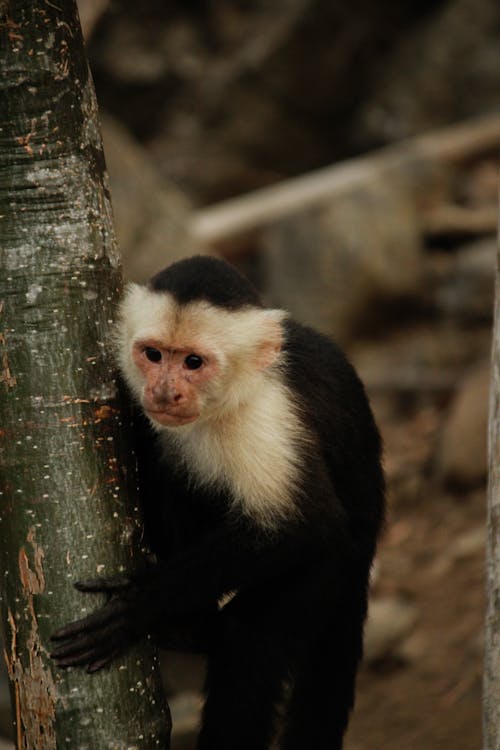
[150, 256, 263, 310]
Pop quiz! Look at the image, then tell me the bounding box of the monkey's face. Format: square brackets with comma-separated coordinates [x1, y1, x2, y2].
[131, 340, 218, 427]
[117, 283, 286, 430]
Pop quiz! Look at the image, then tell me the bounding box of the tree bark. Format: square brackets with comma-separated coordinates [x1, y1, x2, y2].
[0, 2, 171, 748]
[485, 240, 500, 749]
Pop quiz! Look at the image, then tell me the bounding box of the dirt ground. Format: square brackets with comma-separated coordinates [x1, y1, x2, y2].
[345, 413, 485, 750]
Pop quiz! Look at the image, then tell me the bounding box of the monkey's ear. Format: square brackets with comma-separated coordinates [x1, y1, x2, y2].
[254, 310, 286, 371]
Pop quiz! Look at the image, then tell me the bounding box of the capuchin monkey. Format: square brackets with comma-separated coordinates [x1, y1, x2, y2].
[51, 255, 385, 750]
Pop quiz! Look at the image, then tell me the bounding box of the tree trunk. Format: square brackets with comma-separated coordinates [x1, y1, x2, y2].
[0, 2, 171, 748]
[485, 244, 500, 747]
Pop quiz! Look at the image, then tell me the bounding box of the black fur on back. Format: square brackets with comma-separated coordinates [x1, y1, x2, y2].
[150, 256, 263, 310]
[282, 319, 385, 557]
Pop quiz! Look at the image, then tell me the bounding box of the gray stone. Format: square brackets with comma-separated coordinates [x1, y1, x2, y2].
[170, 691, 202, 750]
[425, 237, 496, 323]
[262, 176, 422, 342]
[364, 596, 417, 663]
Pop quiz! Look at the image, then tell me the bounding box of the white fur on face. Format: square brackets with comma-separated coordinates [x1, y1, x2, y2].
[117, 284, 309, 527]
[115, 283, 178, 403]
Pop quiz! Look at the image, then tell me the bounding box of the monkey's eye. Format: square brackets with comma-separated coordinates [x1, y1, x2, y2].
[144, 347, 162, 363]
[184, 354, 203, 370]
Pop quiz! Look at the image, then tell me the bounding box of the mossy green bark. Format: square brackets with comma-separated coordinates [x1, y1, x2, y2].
[0, 1, 170, 747]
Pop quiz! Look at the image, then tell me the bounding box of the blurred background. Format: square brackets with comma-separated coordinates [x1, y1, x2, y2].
[1, 1, 498, 748]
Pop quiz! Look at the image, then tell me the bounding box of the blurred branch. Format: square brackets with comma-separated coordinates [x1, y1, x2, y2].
[423, 204, 498, 236]
[190, 113, 500, 247]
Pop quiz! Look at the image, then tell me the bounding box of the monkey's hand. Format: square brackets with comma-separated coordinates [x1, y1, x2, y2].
[50, 576, 146, 673]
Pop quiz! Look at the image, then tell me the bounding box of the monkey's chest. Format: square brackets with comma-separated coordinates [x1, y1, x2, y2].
[167, 482, 231, 548]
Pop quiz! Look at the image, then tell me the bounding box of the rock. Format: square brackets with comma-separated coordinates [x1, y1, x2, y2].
[350, 317, 491, 408]
[397, 631, 430, 663]
[160, 651, 206, 696]
[364, 596, 417, 663]
[424, 237, 496, 323]
[436, 360, 490, 490]
[448, 526, 485, 560]
[261, 176, 422, 342]
[430, 521, 486, 578]
[101, 115, 202, 283]
[170, 691, 203, 750]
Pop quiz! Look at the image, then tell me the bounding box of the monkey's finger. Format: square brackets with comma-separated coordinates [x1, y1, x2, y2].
[86, 647, 122, 673]
[74, 576, 131, 593]
[51, 602, 128, 641]
[51, 620, 91, 641]
[52, 639, 116, 669]
[51, 615, 107, 641]
[51, 617, 128, 662]
[50, 626, 120, 660]
[53, 648, 103, 669]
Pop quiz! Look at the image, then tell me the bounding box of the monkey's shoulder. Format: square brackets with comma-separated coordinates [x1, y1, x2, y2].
[282, 320, 370, 413]
[282, 319, 382, 469]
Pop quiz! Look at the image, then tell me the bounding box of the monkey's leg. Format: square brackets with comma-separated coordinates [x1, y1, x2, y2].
[196, 610, 288, 750]
[280, 614, 363, 750]
[152, 605, 219, 654]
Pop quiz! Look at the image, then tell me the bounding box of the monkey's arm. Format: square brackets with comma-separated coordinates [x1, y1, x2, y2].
[50, 509, 354, 672]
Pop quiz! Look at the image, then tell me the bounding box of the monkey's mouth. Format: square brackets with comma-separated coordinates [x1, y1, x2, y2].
[145, 408, 199, 427]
